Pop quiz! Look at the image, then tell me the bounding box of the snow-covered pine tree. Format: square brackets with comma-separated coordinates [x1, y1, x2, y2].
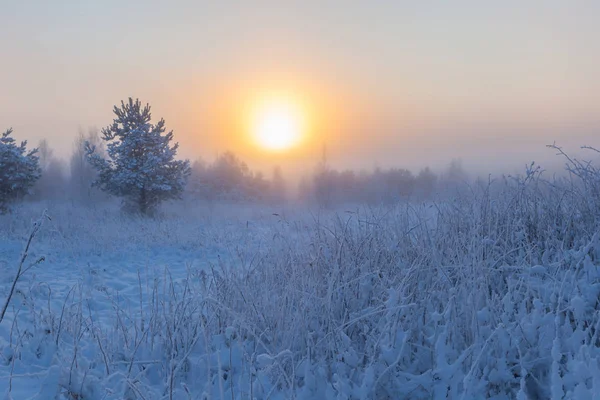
[85, 98, 191, 215]
[0, 128, 41, 213]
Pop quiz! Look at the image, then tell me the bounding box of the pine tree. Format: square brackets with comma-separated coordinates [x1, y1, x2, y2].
[85, 98, 191, 215]
[0, 128, 41, 213]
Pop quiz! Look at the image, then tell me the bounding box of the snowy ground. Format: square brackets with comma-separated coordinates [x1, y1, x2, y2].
[2, 184, 600, 399]
[0, 202, 296, 399]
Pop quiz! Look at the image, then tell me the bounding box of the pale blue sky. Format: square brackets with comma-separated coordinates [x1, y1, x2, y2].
[1, 1, 599, 173]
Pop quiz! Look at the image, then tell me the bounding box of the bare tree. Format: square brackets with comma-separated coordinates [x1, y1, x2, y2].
[69, 127, 105, 202]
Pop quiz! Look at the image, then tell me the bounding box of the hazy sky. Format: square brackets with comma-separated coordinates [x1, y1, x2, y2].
[2, 1, 599, 176]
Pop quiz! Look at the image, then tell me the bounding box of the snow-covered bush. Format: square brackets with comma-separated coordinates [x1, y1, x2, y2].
[86, 98, 191, 215]
[0, 128, 41, 213]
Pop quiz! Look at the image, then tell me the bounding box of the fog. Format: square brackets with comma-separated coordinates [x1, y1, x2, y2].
[2, 1, 599, 184]
[4, 3, 600, 398]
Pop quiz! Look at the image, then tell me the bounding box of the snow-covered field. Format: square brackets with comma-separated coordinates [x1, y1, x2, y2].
[2, 170, 600, 399]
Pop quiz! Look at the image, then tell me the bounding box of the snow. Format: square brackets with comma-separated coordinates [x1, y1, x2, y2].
[2, 178, 600, 399]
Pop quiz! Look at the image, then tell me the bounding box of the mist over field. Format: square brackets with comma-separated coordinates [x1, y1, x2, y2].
[2, 2, 600, 399]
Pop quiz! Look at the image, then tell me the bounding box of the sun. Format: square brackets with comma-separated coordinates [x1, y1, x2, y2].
[251, 99, 304, 151]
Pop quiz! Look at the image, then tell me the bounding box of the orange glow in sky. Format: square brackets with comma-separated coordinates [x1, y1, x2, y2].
[2, 1, 599, 174]
[204, 78, 346, 170]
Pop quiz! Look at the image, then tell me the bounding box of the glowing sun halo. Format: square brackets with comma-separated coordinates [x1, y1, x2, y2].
[252, 100, 304, 151]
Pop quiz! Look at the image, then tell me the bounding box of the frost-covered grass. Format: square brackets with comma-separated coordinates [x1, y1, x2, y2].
[2, 161, 600, 399]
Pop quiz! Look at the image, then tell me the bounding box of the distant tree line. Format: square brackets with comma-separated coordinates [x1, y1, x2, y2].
[299, 155, 468, 207]
[187, 153, 286, 203]
[1, 97, 472, 215]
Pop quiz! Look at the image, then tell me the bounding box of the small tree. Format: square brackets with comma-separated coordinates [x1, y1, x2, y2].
[86, 98, 191, 215]
[0, 128, 41, 212]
